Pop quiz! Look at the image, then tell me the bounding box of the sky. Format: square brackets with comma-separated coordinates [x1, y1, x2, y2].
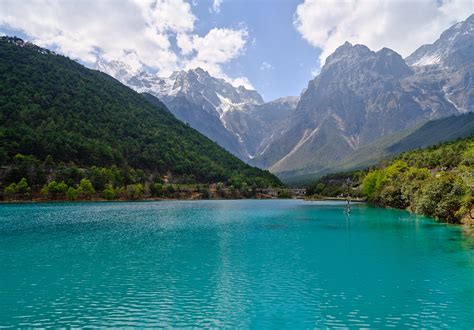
[0, 0, 473, 101]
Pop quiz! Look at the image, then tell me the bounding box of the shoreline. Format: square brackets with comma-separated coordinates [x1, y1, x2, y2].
[5, 196, 470, 227]
[3, 197, 473, 229]
[0, 196, 300, 204]
[304, 196, 366, 202]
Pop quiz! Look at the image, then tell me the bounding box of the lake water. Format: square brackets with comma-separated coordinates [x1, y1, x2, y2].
[1, 200, 473, 328]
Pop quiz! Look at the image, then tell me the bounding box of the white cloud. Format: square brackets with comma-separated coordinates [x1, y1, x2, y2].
[183, 27, 250, 86]
[176, 33, 195, 55]
[188, 27, 248, 65]
[0, 0, 251, 88]
[230, 76, 254, 90]
[211, 0, 223, 13]
[260, 61, 274, 71]
[294, 0, 474, 65]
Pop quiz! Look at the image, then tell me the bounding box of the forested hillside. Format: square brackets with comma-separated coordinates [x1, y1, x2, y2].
[0, 37, 280, 200]
[308, 137, 474, 224]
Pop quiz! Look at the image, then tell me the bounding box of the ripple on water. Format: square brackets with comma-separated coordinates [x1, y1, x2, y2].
[0, 200, 474, 327]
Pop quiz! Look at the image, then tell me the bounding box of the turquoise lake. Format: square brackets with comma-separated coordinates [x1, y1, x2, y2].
[1, 200, 473, 328]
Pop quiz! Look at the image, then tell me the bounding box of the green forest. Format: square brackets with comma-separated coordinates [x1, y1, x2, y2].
[308, 137, 474, 224]
[0, 37, 281, 201]
[1, 153, 273, 201]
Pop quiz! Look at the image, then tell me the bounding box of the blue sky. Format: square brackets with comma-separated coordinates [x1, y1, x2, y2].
[190, 0, 320, 100]
[0, 0, 473, 101]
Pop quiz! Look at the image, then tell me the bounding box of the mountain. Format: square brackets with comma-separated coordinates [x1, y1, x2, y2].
[0, 36, 281, 187]
[406, 13, 474, 113]
[94, 59, 278, 161]
[253, 15, 474, 182]
[253, 43, 457, 175]
[89, 15, 473, 184]
[286, 112, 474, 184]
[407, 14, 474, 69]
[224, 96, 298, 163]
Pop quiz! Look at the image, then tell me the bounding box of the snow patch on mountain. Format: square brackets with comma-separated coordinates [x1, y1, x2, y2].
[410, 53, 442, 66]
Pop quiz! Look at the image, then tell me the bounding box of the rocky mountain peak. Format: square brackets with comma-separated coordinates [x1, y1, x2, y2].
[322, 42, 410, 77]
[170, 67, 210, 82]
[373, 47, 412, 77]
[317, 41, 411, 83]
[376, 47, 399, 56]
[324, 42, 372, 66]
[258, 14, 474, 178]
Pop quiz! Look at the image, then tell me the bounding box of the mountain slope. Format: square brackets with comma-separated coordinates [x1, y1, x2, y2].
[283, 112, 474, 184]
[94, 61, 266, 160]
[337, 112, 474, 170]
[0, 36, 280, 187]
[254, 43, 457, 173]
[224, 96, 298, 162]
[255, 15, 474, 181]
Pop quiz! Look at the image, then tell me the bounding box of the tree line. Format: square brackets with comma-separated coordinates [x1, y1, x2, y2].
[1, 154, 278, 201]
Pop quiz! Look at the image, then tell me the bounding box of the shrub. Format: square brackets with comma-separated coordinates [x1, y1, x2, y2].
[41, 180, 68, 199]
[66, 187, 78, 200]
[103, 184, 116, 200]
[77, 179, 95, 199]
[4, 178, 31, 199]
[150, 182, 164, 197]
[126, 184, 144, 200]
[4, 183, 16, 199]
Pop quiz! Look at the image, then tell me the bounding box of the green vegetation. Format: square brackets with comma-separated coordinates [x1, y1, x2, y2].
[4, 177, 31, 199]
[0, 153, 277, 201]
[307, 137, 474, 224]
[0, 36, 281, 200]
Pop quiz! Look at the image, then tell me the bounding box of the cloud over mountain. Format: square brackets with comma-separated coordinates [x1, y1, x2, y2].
[0, 0, 250, 87]
[294, 0, 474, 65]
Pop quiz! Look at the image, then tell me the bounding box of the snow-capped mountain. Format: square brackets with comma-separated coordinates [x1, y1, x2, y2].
[222, 96, 298, 162]
[93, 61, 276, 160]
[406, 14, 474, 68]
[94, 14, 473, 182]
[93, 59, 300, 161]
[406, 13, 474, 114]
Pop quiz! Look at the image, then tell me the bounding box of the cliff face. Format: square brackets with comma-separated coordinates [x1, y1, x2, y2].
[253, 15, 474, 180]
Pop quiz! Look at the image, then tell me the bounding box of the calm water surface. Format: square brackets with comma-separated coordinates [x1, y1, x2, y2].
[1, 200, 473, 328]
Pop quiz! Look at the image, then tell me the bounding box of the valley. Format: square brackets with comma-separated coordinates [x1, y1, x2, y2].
[1, 3, 474, 328]
[94, 14, 474, 183]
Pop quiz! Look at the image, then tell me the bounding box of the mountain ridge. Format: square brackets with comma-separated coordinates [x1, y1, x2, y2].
[251, 14, 473, 180]
[0, 36, 281, 187]
[94, 60, 299, 161]
[91, 14, 474, 183]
